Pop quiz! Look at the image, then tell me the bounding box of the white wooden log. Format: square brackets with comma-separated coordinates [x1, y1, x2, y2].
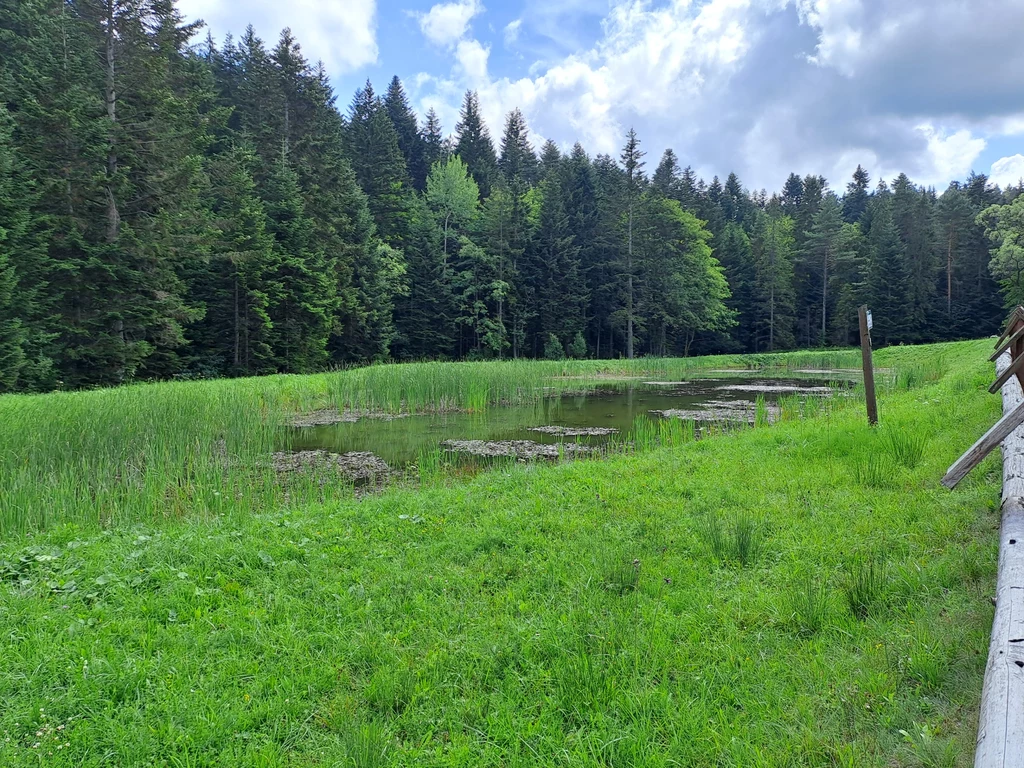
[975, 352, 1024, 768]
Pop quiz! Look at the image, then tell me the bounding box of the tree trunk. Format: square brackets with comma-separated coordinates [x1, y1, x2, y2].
[627, 202, 634, 360]
[822, 249, 828, 346]
[947, 227, 955, 314]
[233, 275, 240, 368]
[103, 0, 120, 243]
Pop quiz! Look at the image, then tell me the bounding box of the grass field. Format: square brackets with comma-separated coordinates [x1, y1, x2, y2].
[0, 339, 1003, 766]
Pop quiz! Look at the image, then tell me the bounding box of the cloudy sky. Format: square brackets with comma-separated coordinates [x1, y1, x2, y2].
[176, 0, 1024, 193]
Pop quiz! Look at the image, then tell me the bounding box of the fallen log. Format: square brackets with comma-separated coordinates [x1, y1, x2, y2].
[975, 352, 1024, 768]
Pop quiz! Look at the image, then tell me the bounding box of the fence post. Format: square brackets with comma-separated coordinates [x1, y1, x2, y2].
[858, 305, 878, 426]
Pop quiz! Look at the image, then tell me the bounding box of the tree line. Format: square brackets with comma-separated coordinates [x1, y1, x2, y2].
[1, 0, 1023, 392]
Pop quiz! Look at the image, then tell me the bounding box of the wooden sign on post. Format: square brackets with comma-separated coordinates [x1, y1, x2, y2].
[858, 305, 878, 426]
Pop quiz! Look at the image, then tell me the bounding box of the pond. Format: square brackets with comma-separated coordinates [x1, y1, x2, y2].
[283, 373, 854, 470]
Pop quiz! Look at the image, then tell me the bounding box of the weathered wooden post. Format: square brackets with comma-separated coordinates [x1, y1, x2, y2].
[858, 305, 878, 426]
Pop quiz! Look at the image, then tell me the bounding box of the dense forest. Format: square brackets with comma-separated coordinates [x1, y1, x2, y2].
[2, 0, 1024, 393]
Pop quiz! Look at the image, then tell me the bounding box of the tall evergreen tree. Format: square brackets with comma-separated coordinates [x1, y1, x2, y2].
[620, 128, 645, 359]
[384, 76, 427, 190]
[454, 91, 498, 198]
[843, 165, 870, 223]
[498, 108, 538, 185]
[346, 81, 413, 247]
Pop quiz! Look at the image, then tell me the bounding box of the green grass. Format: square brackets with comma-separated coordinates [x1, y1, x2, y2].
[0, 338, 1004, 765]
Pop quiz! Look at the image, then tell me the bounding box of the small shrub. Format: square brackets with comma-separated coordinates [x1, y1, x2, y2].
[789, 573, 830, 637]
[567, 331, 588, 359]
[843, 556, 888, 619]
[884, 429, 927, 469]
[543, 333, 566, 361]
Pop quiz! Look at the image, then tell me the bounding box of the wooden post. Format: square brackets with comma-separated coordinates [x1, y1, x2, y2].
[858, 305, 878, 426]
[974, 352, 1024, 768]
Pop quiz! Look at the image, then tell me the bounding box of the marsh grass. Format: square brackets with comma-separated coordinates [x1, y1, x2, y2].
[702, 512, 765, 567]
[788, 573, 831, 637]
[843, 556, 889, 619]
[884, 429, 928, 469]
[340, 721, 391, 768]
[855, 454, 898, 488]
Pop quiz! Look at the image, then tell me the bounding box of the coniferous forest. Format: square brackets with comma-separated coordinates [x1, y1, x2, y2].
[2, 1, 1024, 393]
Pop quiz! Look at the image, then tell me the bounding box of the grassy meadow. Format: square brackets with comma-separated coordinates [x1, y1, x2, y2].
[0, 339, 1005, 766]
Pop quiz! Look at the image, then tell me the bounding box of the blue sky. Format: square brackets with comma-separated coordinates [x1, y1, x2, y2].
[176, 0, 1024, 193]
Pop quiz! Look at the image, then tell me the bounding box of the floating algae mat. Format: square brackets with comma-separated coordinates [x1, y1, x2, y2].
[283, 375, 852, 468]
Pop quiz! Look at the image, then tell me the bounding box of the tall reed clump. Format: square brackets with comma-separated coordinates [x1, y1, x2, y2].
[702, 513, 765, 567]
[788, 572, 831, 636]
[843, 556, 888, 619]
[884, 428, 928, 469]
[0, 378, 290, 533]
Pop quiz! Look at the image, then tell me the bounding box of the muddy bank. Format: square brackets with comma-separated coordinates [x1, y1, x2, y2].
[718, 383, 833, 394]
[441, 439, 595, 459]
[651, 399, 780, 424]
[527, 425, 619, 437]
[269, 450, 390, 483]
[287, 409, 412, 428]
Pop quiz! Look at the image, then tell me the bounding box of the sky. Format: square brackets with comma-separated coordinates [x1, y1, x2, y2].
[176, 0, 1024, 193]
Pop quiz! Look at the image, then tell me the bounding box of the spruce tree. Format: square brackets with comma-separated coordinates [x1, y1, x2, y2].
[384, 76, 427, 190]
[498, 108, 539, 185]
[652, 150, 681, 199]
[346, 81, 413, 248]
[620, 129, 645, 359]
[263, 156, 336, 371]
[864, 199, 911, 345]
[843, 165, 870, 223]
[454, 91, 498, 198]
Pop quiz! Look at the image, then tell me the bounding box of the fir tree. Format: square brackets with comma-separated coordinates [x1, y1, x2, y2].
[843, 165, 870, 223]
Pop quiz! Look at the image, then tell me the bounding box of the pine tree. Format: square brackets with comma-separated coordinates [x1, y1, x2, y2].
[715, 223, 757, 350]
[750, 208, 797, 351]
[454, 91, 498, 198]
[652, 149, 681, 199]
[843, 165, 870, 223]
[801, 193, 848, 345]
[620, 128, 645, 359]
[384, 76, 427, 190]
[890, 173, 938, 341]
[539, 140, 562, 180]
[533, 177, 585, 350]
[263, 156, 336, 371]
[189, 145, 278, 375]
[864, 199, 911, 345]
[420, 108, 445, 175]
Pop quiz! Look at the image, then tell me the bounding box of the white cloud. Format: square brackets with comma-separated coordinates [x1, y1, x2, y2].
[916, 124, 986, 186]
[991, 155, 1024, 189]
[455, 39, 491, 83]
[178, 0, 378, 73]
[415, 0, 485, 47]
[504, 19, 523, 46]
[419, 0, 758, 157]
[410, 0, 1024, 189]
